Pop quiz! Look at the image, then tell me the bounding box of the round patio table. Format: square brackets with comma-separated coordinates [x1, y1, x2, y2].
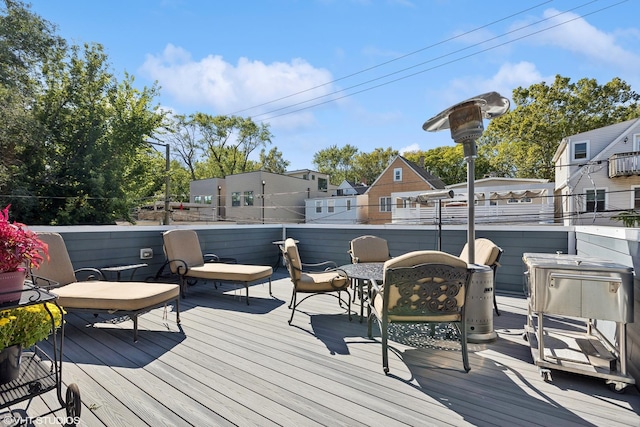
[339, 262, 384, 322]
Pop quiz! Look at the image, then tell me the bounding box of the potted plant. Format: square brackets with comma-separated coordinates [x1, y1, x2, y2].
[0, 204, 48, 302]
[0, 302, 64, 383]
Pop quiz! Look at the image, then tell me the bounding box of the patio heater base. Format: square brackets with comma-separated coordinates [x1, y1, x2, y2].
[466, 265, 497, 343]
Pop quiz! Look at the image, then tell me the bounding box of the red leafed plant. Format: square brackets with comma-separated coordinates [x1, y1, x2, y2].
[0, 205, 48, 273]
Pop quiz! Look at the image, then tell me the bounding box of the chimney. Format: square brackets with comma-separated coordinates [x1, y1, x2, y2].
[418, 156, 425, 168]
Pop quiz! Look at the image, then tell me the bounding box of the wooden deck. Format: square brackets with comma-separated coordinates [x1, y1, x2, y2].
[4, 272, 639, 426]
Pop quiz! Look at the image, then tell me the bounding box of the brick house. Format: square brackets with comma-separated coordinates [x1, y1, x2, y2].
[365, 156, 446, 224]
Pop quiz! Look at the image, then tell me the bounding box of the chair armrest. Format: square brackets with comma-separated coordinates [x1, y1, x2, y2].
[204, 253, 221, 263]
[28, 274, 60, 289]
[301, 260, 338, 272]
[164, 258, 189, 276]
[74, 267, 106, 281]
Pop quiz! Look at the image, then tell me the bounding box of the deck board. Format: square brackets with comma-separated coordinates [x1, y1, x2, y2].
[4, 273, 639, 426]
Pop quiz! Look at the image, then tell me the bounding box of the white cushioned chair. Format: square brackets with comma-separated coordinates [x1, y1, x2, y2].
[367, 250, 472, 374]
[162, 229, 272, 305]
[35, 232, 180, 342]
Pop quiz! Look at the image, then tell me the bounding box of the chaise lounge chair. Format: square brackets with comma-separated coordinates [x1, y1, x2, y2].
[162, 229, 272, 305]
[34, 232, 181, 342]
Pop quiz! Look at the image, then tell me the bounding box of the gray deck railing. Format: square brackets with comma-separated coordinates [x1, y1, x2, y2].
[31, 223, 572, 295]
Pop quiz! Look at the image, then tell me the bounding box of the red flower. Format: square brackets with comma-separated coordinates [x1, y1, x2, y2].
[0, 205, 49, 272]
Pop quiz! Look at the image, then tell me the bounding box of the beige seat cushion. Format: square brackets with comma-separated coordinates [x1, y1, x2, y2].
[350, 236, 390, 263]
[187, 263, 272, 282]
[296, 271, 348, 292]
[460, 238, 500, 266]
[53, 281, 179, 312]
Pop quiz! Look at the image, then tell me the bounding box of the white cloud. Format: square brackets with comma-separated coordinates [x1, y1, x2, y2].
[139, 44, 339, 130]
[517, 8, 640, 70]
[445, 61, 548, 103]
[399, 143, 420, 154]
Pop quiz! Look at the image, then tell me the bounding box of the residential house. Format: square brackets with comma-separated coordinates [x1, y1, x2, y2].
[305, 180, 369, 224]
[392, 177, 555, 225]
[553, 117, 640, 226]
[190, 170, 333, 224]
[365, 156, 447, 224]
[336, 180, 368, 196]
[284, 169, 331, 193]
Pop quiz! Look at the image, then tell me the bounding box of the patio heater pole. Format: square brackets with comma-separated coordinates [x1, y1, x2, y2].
[422, 92, 509, 262]
[423, 92, 509, 344]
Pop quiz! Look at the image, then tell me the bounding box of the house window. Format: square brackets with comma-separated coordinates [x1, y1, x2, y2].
[346, 199, 352, 211]
[585, 189, 605, 212]
[194, 196, 202, 204]
[633, 187, 640, 209]
[327, 200, 335, 213]
[315, 201, 322, 213]
[244, 191, 254, 206]
[204, 195, 212, 204]
[379, 197, 392, 212]
[634, 134, 640, 152]
[232, 192, 241, 207]
[507, 197, 532, 204]
[318, 177, 327, 191]
[572, 141, 589, 161]
[394, 168, 402, 182]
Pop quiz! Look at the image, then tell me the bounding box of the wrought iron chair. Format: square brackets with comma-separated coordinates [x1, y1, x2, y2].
[162, 229, 272, 304]
[367, 250, 472, 374]
[459, 238, 503, 315]
[282, 238, 351, 324]
[348, 235, 391, 263]
[34, 232, 181, 342]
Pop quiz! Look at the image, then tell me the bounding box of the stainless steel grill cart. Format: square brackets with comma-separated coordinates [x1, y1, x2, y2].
[0, 282, 81, 424]
[522, 252, 635, 392]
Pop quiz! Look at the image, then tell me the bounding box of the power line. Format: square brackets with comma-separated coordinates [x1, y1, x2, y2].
[242, 1, 624, 122]
[228, 1, 556, 116]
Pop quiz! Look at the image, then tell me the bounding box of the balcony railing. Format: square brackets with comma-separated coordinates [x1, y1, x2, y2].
[609, 151, 640, 177]
[392, 203, 555, 225]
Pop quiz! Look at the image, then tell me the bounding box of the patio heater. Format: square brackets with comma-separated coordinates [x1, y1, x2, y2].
[422, 92, 509, 263]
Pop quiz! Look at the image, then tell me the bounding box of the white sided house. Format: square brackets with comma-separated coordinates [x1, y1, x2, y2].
[305, 181, 369, 224]
[553, 117, 640, 226]
[392, 177, 555, 225]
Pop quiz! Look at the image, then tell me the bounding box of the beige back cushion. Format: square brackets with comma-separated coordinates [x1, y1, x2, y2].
[163, 229, 205, 273]
[284, 238, 302, 282]
[35, 232, 78, 286]
[350, 235, 389, 263]
[383, 250, 468, 310]
[460, 238, 500, 266]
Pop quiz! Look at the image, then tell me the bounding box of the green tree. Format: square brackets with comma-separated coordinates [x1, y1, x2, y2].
[352, 147, 398, 185]
[0, 0, 65, 206]
[196, 113, 272, 177]
[480, 75, 640, 179]
[258, 147, 290, 174]
[23, 43, 163, 224]
[312, 144, 359, 185]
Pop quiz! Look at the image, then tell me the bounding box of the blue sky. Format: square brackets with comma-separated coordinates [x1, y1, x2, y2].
[27, 0, 640, 170]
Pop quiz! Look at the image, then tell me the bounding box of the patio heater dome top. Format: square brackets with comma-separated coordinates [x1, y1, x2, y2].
[422, 92, 510, 144]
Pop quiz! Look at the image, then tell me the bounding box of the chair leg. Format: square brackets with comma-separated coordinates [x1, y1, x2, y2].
[244, 283, 250, 305]
[133, 315, 139, 342]
[382, 318, 389, 374]
[460, 321, 470, 373]
[288, 292, 297, 324]
[493, 291, 500, 316]
[268, 278, 272, 297]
